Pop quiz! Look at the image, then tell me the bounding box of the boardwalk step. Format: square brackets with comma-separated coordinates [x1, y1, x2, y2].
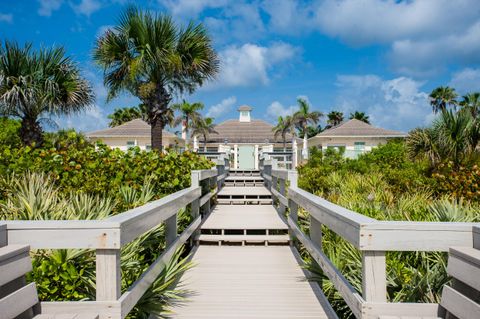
[0, 244, 32, 287]
[199, 234, 289, 245]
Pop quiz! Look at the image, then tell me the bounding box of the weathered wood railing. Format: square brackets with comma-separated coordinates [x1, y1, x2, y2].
[261, 159, 480, 319]
[0, 158, 228, 319]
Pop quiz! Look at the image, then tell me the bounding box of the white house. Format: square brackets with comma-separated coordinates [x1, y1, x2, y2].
[86, 119, 185, 151]
[198, 106, 300, 169]
[308, 119, 406, 158]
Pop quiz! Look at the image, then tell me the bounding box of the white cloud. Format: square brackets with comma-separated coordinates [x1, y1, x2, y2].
[0, 13, 13, 23]
[160, 0, 230, 17]
[208, 42, 298, 88]
[449, 68, 480, 94]
[71, 0, 102, 16]
[334, 74, 432, 131]
[314, 0, 478, 46]
[206, 96, 237, 118]
[37, 0, 63, 17]
[389, 22, 480, 76]
[55, 104, 108, 132]
[266, 101, 297, 119]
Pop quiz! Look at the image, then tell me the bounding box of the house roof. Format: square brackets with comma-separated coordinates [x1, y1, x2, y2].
[238, 105, 252, 111]
[86, 119, 179, 139]
[199, 119, 298, 144]
[311, 119, 406, 139]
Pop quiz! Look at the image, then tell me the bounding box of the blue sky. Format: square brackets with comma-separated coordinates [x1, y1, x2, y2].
[1, 0, 480, 133]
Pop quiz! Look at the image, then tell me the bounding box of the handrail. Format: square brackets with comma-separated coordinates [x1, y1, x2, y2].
[0, 158, 229, 319]
[261, 159, 480, 319]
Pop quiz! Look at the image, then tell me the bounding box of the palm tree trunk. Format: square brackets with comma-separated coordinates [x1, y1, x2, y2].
[151, 119, 163, 151]
[204, 134, 207, 152]
[283, 138, 286, 152]
[19, 116, 43, 146]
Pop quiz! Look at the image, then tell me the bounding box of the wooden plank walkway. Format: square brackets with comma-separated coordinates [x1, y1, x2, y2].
[166, 246, 333, 318]
[165, 170, 334, 318]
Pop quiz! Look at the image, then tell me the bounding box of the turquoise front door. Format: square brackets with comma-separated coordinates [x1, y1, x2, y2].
[238, 145, 255, 169]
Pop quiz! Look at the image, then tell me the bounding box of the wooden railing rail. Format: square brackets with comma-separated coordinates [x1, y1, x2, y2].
[1, 159, 228, 319]
[262, 160, 480, 319]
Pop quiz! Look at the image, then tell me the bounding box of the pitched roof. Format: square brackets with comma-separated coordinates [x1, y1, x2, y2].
[199, 119, 298, 144]
[86, 119, 179, 138]
[312, 119, 406, 138]
[238, 105, 252, 111]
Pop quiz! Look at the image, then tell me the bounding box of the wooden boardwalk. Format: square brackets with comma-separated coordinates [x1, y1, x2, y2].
[167, 171, 335, 318]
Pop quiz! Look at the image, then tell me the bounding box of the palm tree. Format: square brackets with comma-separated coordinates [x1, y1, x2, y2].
[406, 110, 480, 167]
[459, 92, 480, 117]
[191, 117, 218, 152]
[108, 106, 144, 127]
[172, 100, 204, 147]
[292, 98, 322, 160]
[272, 116, 291, 152]
[349, 111, 370, 124]
[93, 6, 219, 151]
[0, 42, 94, 146]
[326, 111, 344, 128]
[429, 86, 458, 113]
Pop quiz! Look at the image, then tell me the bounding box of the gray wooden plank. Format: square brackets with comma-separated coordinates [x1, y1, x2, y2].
[441, 285, 480, 319]
[0, 282, 38, 319]
[447, 247, 480, 291]
[167, 246, 331, 318]
[0, 245, 32, 287]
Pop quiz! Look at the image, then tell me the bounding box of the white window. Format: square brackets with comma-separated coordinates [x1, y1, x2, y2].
[146, 145, 151, 151]
[354, 142, 365, 151]
[126, 141, 135, 149]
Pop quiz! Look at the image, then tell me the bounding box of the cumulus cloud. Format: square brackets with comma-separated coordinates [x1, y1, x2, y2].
[208, 42, 298, 88]
[71, 0, 102, 16]
[449, 68, 480, 94]
[37, 0, 63, 17]
[334, 74, 432, 131]
[0, 13, 13, 23]
[266, 101, 297, 119]
[206, 96, 237, 118]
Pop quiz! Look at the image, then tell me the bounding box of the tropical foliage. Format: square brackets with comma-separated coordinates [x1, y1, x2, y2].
[191, 117, 218, 151]
[272, 116, 291, 151]
[297, 140, 480, 318]
[349, 111, 370, 123]
[108, 105, 148, 127]
[0, 41, 94, 146]
[326, 110, 344, 128]
[429, 86, 458, 113]
[94, 6, 219, 150]
[173, 100, 204, 147]
[0, 123, 214, 316]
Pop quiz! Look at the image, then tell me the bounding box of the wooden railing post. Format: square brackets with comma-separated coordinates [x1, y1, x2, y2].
[216, 159, 224, 191]
[362, 251, 387, 303]
[96, 249, 121, 302]
[474, 226, 480, 249]
[309, 217, 322, 250]
[287, 170, 298, 188]
[165, 214, 177, 246]
[190, 171, 201, 245]
[278, 178, 286, 215]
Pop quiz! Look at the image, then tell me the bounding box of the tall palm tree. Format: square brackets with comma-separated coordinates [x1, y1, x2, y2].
[191, 117, 218, 152]
[349, 111, 370, 124]
[293, 98, 322, 159]
[272, 116, 291, 151]
[429, 86, 458, 113]
[172, 100, 204, 147]
[0, 42, 94, 146]
[93, 6, 219, 151]
[459, 92, 480, 117]
[326, 111, 344, 128]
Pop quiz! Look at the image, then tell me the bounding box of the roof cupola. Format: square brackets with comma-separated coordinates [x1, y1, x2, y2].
[238, 105, 252, 122]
